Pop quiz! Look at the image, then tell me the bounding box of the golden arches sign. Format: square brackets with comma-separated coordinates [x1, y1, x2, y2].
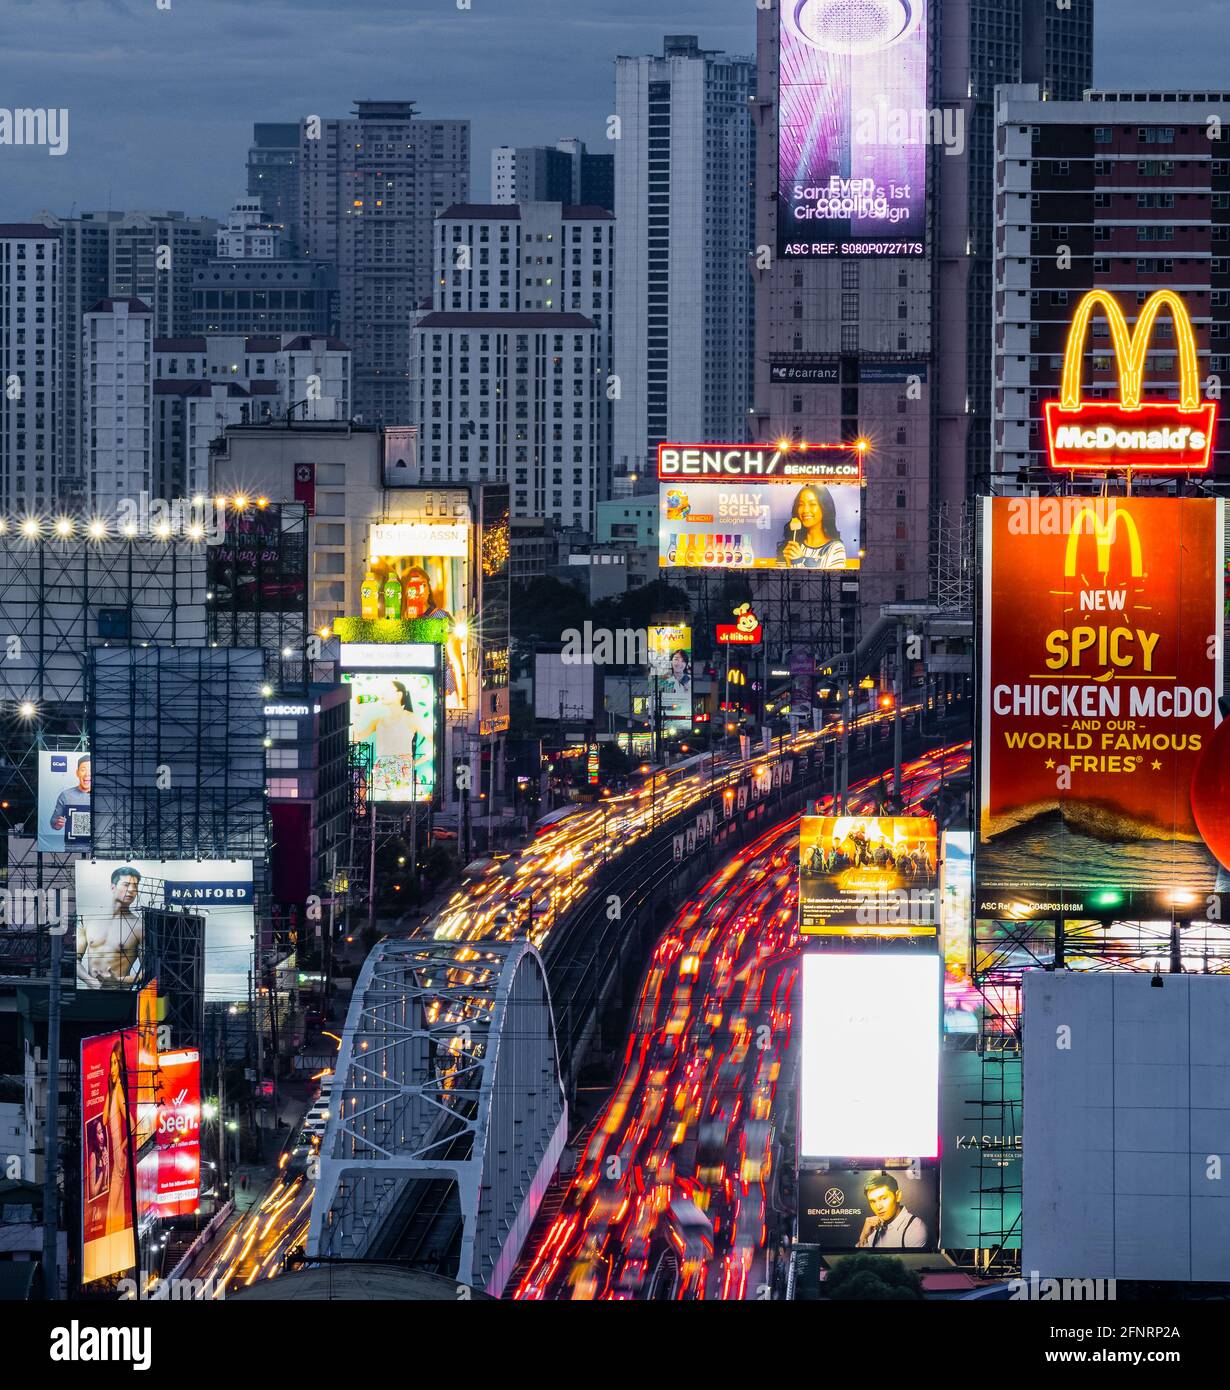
[1058, 288, 1202, 412]
[1062, 505, 1144, 579]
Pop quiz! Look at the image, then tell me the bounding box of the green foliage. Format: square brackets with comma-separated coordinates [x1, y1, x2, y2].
[510, 576, 590, 644]
[824, 1254, 923, 1301]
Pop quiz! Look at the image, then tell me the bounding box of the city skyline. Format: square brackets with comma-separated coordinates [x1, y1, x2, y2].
[0, 0, 1222, 221]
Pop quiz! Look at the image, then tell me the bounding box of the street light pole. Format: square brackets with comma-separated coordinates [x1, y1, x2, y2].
[893, 621, 904, 806]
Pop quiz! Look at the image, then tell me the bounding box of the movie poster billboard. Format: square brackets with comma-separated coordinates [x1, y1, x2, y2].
[778, 0, 928, 259]
[798, 1166, 938, 1251]
[940, 1051, 1022, 1250]
[81, 1031, 137, 1284]
[648, 625, 692, 736]
[154, 1049, 201, 1218]
[341, 648, 439, 803]
[75, 860, 255, 1002]
[37, 750, 92, 852]
[660, 481, 861, 571]
[977, 497, 1226, 918]
[799, 815, 937, 935]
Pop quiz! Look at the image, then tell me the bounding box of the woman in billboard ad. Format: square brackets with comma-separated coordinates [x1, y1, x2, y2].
[778, 485, 849, 569]
[81, 1032, 137, 1283]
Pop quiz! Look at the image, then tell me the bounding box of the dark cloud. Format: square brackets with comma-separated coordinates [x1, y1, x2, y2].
[0, 0, 1223, 221]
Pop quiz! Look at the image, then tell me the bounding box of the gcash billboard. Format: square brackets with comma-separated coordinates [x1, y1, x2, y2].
[778, 0, 928, 259]
[977, 496, 1225, 918]
[1045, 290, 1217, 473]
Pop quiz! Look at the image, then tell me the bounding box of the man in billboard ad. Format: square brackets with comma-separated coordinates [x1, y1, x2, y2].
[778, 0, 929, 259]
[38, 750, 92, 852]
[344, 668, 438, 803]
[797, 1167, 938, 1251]
[977, 496, 1226, 918]
[75, 860, 255, 1002]
[81, 1032, 137, 1284]
[659, 481, 861, 571]
[799, 814, 937, 934]
[75, 864, 144, 990]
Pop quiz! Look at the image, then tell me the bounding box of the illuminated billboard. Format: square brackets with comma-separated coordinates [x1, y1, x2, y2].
[648, 625, 692, 735]
[155, 1049, 201, 1218]
[361, 509, 469, 712]
[75, 859, 255, 1002]
[81, 1031, 137, 1284]
[799, 952, 939, 1160]
[660, 480, 861, 571]
[657, 443, 863, 483]
[799, 815, 937, 935]
[207, 502, 306, 613]
[37, 749, 92, 853]
[798, 1166, 937, 1251]
[343, 667, 438, 803]
[940, 1050, 1021, 1250]
[977, 497, 1225, 918]
[778, 0, 928, 259]
[1045, 291, 1217, 474]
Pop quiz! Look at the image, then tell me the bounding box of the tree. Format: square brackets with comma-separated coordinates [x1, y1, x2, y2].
[824, 1254, 923, 1301]
[510, 576, 590, 645]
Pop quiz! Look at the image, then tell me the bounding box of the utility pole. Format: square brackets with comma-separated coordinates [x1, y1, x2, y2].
[367, 802, 378, 937]
[839, 657, 852, 812]
[893, 621, 905, 806]
[41, 923, 66, 1300]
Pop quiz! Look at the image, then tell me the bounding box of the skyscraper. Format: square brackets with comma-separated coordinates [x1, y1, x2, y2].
[247, 123, 302, 247]
[84, 298, 153, 512]
[754, 0, 1093, 630]
[0, 225, 60, 512]
[299, 101, 469, 426]
[613, 35, 756, 495]
[491, 140, 615, 211]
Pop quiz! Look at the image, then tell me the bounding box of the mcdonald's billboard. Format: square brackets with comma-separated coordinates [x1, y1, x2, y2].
[1045, 290, 1217, 473]
[977, 496, 1226, 917]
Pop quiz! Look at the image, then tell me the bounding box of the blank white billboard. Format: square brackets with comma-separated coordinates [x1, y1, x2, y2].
[800, 952, 940, 1160]
[1024, 972, 1230, 1282]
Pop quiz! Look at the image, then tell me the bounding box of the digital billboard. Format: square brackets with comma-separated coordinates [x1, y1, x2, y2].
[977, 497, 1226, 918]
[799, 952, 939, 1160]
[659, 481, 861, 571]
[798, 1166, 937, 1251]
[361, 511, 469, 712]
[343, 667, 438, 803]
[154, 1049, 201, 1218]
[799, 815, 937, 935]
[81, 1031, 137, 1284]
[939, 830, 978, 1033]
[778, 0, 928, 259]
[207, 502, 306, 613]
[37, 749, 92, 853]
[940, 1050, 1021, 1250]
[648, 625, 692, 735]
[75, 860, 255, 1002]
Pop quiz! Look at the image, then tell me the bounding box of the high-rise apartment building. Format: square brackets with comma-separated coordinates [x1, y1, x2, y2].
[83, 297, 154, 512]
[491, 139, 615, 211]
[753, 0, 1093, 631]
[247, 123, 302, 246]
[411, 202, 613, 527]
[613, 35, 756, 494]
[0, 226, 60, 512]
[993, 86, 1230, 486]
[299, 101, 469, 426]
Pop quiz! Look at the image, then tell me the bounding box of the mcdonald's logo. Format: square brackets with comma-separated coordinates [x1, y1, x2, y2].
[1044, 289, 1217, 473]
[1063, 505, 1144, 579]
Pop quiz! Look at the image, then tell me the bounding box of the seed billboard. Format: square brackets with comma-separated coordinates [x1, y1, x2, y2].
[977, 497, 1225, 918]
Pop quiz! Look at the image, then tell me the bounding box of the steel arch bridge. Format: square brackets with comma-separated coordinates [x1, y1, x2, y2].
[307, 936, 567, 1297]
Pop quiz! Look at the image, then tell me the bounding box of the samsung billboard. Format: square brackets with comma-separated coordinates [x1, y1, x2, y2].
[778, 0, 929, 259]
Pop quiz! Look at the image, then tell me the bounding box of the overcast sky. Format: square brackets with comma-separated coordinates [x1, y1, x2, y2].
[1, 0, 1227, 221]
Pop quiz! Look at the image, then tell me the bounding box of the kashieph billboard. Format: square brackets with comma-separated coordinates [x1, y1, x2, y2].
[977, 497, 1226, 918]
[660, 481, 861, 571]
[778, 0, 928, 259]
